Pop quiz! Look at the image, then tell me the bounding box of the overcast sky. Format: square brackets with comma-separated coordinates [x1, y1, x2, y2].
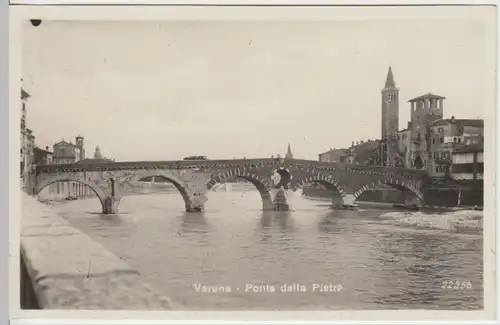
[22, 11, 495, 161]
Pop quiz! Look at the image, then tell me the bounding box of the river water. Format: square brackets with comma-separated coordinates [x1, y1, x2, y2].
[49, 190, 483, 310]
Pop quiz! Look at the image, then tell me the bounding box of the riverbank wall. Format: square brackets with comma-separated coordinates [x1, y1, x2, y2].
[20, 192, 176, 310]
[302, 182, 483, 207]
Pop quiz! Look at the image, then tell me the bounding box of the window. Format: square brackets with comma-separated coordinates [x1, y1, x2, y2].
[440, 137, 444, 144]
[438, 127, 443, 133]
[432, 138, 435, 144]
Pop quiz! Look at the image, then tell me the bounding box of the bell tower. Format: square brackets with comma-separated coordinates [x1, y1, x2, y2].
[381, 66, 400, 166]
[381, 66, 399, 139]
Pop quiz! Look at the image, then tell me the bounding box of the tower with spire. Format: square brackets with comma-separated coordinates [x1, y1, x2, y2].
[285, 142, 294, 159]
[381, 66, 399, 140]
[380, 66, 400, 166]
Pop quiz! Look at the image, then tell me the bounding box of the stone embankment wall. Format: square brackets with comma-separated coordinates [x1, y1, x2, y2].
[302, 185, 484, 207]
[20, 192, 176, 310]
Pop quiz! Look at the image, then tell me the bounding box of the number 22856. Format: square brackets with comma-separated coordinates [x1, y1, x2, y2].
[441, 281, 472, 289]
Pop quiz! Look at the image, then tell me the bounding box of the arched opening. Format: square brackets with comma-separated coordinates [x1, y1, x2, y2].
[35, 179, 106, 211]
[206, 172, 272, 211]
[414, 156, 424, 170]
[356, 184, 406, 204]
[293, 173, 346, 209]
[119, 173, 194, 213]
[353, 181, 424, 206]
[298, 179, 345, 205]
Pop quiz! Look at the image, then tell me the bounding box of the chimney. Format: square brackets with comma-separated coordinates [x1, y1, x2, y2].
[407, 121, 412, 129]
[361, 140, 364, 144]
[451, 116, 455, 122]
[45, 146, 49, 151]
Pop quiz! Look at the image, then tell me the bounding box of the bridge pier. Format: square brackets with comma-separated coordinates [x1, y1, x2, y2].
[341, 194, 356, 206]
[404, 194, 422, 206]
[185, 203, 203, 212]
[185, 193, 207, 213]
[270, 188, 291, 211]
[102, 196, 120, 214]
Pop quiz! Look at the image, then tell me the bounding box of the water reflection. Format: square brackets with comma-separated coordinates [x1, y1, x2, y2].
[259, 211, 293, 231]
[179, 211, 209, 233]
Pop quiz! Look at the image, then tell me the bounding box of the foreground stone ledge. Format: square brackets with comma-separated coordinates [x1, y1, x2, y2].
[21, 192, 175, 310]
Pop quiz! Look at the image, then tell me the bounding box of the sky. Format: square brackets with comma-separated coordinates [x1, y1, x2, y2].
[22, 11, 495, 161]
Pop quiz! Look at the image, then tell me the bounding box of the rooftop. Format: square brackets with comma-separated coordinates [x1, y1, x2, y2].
[408, 92, 446, 102]
[34, 147, 54, 155]
[319, 148, 350, 156]
[77, 157, 114, 164]
[54, 140, 79, 148]
[384, 66, 396, 88]
[430, 118, 484, 128]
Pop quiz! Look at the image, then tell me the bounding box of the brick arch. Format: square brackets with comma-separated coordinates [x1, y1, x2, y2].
[352, 178, 424, 203]
[122, 170, 194, 210]
[292, 172, 347, 198]
[206, 169, 273, 211]
[35, 175, 107, 207]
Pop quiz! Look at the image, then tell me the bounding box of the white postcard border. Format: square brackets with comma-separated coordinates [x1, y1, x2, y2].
[5, 2, 499, 324]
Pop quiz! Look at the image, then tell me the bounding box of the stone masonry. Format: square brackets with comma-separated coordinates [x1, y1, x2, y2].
[33, 158, 429, 214]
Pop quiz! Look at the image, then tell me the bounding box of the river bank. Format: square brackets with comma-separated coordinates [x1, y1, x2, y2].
[20, 192, 176, 310]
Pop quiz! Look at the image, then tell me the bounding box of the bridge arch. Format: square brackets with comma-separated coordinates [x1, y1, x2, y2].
[35, 175, 107, 207]
[352, 178, 424, 204]
[293, 172, 347, 199]
[122, 170, 195, 211]
[206, 169, 273, 211]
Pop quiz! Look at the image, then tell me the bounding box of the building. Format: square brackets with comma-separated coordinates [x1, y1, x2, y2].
[52, 136, 86, 164]
[20, 88, 38, 192]
[381, 66, 400, 166]
[395, 123, 412, 168]
[428, 117, 484, 177]
[451, 143, 483, 180]
[349, 140, 379, 165]
[20, 88, 32, 177]
[34, 146, 53, 165]
[318, 148, 351, 163]
[318, 140, 379, 165]
[407, 92, 446, 170]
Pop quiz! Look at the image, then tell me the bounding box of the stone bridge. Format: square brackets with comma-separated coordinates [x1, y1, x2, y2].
[33, 158, 429, 214]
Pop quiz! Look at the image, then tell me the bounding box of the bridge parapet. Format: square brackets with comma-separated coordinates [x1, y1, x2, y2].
[283, 159, 428, 180]
[35, 158, 284, 174]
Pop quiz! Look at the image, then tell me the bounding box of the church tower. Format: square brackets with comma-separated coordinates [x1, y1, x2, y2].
[381, 66, 399, 139]
[285, 142, 293, 159]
